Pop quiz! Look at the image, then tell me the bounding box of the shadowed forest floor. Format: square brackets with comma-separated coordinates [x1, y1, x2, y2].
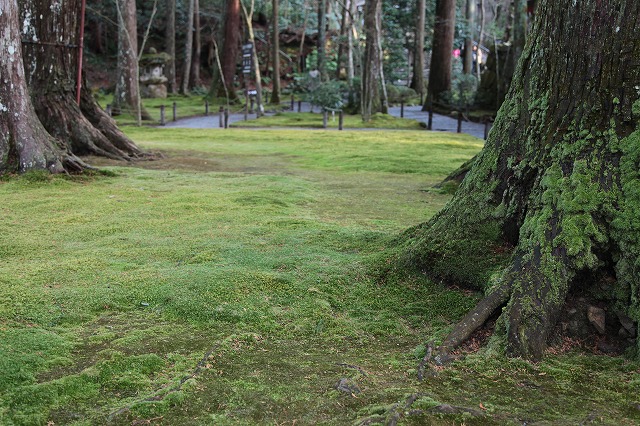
[1, 129, 639, 425]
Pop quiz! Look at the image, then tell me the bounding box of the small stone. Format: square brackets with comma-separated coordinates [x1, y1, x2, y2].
[335, 378, 360, 395]
[616, 311, 636, 337]
[587, 306, 606, 334]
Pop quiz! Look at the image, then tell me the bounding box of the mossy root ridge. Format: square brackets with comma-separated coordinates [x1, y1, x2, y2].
[398, 0, 640, 360]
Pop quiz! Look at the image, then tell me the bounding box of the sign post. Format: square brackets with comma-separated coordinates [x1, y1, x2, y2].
[242, 43, 253, 121]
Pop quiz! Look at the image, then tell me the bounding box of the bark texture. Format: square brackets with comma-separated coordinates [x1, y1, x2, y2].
[424, 0, 456, 107]
[402, 0, 640, 360]
[20, 0, 144, 160]
[113, 0, 150, 121]
[181, 0, 195, 94]
[191, 0, 201, 88]
[166, 0, 177, 94]
[410, 0, 426, 95]
[317, 0, 328, 81]
[0, 0, 83, 174]
[463, 0, 476, 75]
[361, 0, 383, 121]
[209, 0, 240, 102]
[270, 0, 281, 104]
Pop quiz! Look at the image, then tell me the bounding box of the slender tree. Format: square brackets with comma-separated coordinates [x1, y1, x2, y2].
[191, 0, 202, 88]
[424, 0, 456, 107]
[361, 0, 383, 121]
[463, 0, 476, 74]
[270, 0, 281, 104]
[181, 0, 195, 94]
[242, 0, 264, 115]
[335, 0, 348, 80]
[401, 0, 640, 360]
[410, 0, 426, 96]
[317, 0, 328, 80]
[19, 0, 144, 159]
[346, 0, 356, 85]
[166, 0, 177, 94]
[113, 0, 150, 123]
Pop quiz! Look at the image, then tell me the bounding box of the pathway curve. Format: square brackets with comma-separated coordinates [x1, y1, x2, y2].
[163, 102, 488, 139]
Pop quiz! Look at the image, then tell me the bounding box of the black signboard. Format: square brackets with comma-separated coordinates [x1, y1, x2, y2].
[242, 43, 253, 75]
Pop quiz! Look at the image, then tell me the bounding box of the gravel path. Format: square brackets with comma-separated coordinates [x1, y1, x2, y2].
[163, 102, 488, 139]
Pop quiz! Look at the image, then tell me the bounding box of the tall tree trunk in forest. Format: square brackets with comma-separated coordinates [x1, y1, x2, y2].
[209, 0, 240, 102]
[476, 0, 485, 79]
[423, 0, 456, 108]
[270, 0, 281, 104]
[191, 0, 202, 88]
[20, 0, 144, 160]
[242, 0, 264, 116]
[410, 0, 426, 96]
[317, 0, 328, 81]
[361, 0, 383, 121]
[166, 0, 177, 94]
[335, 0, 348, 80]
[346, 0, 356, 85]
[401, 0, 640, 361]
[463, 0, 476, 74]
[181, 0, 195, 94]
[0, 0, 84, 174]
[298, 0, 309, 73]
[497, 0, 527, 107]
[113, 0, 150, 124]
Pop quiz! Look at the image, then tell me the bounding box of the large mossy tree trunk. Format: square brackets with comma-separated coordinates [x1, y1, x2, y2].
[20, 0, 145, 160]
[402, 0, 640, 360]
[1, 0, 84, 174]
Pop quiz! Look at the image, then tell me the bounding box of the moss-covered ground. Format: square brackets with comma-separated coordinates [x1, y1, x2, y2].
[1, 129, 639, 425]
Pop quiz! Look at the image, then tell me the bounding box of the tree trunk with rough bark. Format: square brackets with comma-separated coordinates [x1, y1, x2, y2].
[346, 0, 356, 85]
[113, 0, 150, 123]
[401, 0, 640, 360]
[242, 0, 264, 116]
[317, 0, 328, 81]
[424, 0, 456, 108]
[209, 0, 240, 101]
[20, 0, 144, 160]
[166, 0, 177, 94]
[463, 0, 476, 74]
[410, 0, 426, 95]
[191, 0, 201, 88]
[0, 0, 84, 174]
[181, 0, 195, 94]
[270, 0, 281, 104]
[361, 0, 382, 121]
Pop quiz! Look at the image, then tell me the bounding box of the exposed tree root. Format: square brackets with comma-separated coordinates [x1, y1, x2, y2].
[416, 341, 434, 380]
[80, 84, 149, 159]
[357, 393, 485, 425]
[34, 91, 144, 162]
[432, 281, 511, 364]
[107, 342, 221, 422]
[336, 362, 369, 377]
